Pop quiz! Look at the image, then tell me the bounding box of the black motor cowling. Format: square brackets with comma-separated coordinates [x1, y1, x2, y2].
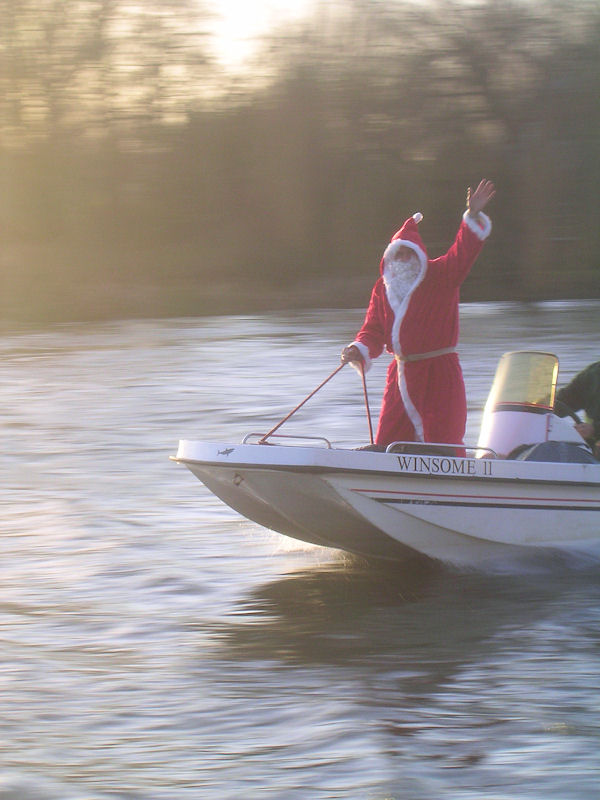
[511, 441, 597, 463]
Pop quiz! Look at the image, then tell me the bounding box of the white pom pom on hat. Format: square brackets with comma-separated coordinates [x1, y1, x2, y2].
[412, 212, 423, 223]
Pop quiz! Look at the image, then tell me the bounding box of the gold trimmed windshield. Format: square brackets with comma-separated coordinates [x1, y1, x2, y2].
[484, 351, 558, 411]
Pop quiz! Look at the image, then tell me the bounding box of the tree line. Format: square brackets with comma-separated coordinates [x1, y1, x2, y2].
[1, 0, 598, 321]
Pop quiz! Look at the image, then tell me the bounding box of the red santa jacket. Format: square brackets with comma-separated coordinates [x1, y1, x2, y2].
[352, 211, 492, 368]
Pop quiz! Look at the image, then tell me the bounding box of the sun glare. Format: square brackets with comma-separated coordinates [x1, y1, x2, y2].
[209, 0, 313, 68]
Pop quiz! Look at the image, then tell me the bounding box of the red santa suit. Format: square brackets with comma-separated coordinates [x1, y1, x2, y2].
[349, 210, 492, 447]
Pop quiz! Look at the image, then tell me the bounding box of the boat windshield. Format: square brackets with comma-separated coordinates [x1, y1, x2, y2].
[484, 351, 558, 411]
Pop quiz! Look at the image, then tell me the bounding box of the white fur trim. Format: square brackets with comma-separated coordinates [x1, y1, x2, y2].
[397, 359, 425, 441]
[348, 340, 372, 373]
[462, 210, 492, 240]
[383, 238, 427, 271]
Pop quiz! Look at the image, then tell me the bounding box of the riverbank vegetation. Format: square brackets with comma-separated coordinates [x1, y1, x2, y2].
[1, 0, 598, 321]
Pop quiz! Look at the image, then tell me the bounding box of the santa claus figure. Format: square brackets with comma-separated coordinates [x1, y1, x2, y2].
[342, 179, 495, 449]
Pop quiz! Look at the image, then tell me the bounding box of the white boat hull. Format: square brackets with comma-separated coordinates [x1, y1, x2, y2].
[173, 441, 600, 566]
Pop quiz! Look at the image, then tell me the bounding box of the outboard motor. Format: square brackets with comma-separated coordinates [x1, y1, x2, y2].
[512, 440, 598, 464]
[477, 351, 587, 458]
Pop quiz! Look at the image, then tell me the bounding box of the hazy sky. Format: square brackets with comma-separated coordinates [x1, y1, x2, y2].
[209, 0, 313, 67]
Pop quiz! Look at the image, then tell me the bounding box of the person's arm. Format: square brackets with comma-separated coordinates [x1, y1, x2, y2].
[575, 421, 595, 441]
[556, 363, 600, 442]
[341, 279, 386, 372]
[429, 179, 495, 288]
[466, 179, 496, 219]
[341, 344, 363, 364]
[556, 372, 587, 417]
[583, 363, 600, 441]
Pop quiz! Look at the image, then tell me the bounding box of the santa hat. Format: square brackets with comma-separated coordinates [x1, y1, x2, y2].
[381, 212, 427, 275]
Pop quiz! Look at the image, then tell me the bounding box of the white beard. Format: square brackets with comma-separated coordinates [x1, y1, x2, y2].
[383, 254, 422, 306]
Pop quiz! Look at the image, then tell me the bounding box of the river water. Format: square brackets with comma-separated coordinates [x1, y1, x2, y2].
[1, 302, 599, 799]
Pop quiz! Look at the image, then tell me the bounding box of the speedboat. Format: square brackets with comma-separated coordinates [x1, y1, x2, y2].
[172, 352, 600, 566]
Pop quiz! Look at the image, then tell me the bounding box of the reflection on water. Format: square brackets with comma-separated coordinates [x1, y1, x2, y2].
[0, 302, 599, 798]
[207, 560, 600, 799]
